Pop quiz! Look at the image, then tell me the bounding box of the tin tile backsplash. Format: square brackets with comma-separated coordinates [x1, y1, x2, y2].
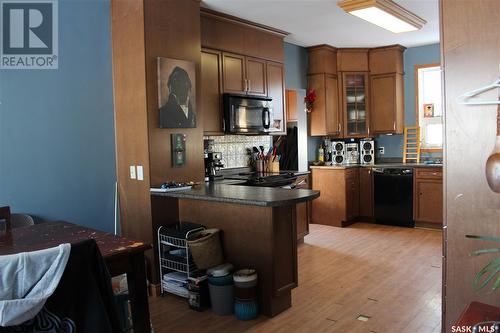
[204, 135, 273, 168]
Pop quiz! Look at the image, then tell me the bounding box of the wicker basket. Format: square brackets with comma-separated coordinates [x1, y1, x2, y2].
[187, 229, 224, 270]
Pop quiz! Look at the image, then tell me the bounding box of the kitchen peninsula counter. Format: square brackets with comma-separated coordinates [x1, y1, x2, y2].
[151, 182, 319, 207]
[151, 181, 319, 318]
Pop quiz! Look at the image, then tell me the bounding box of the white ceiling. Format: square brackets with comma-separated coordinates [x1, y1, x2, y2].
[201, 0, 440, 48]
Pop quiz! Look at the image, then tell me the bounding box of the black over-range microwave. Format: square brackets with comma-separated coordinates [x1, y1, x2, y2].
[223, 94, 280, 134]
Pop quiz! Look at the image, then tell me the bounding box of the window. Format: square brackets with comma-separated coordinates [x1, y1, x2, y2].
[416, 64, 443, 151]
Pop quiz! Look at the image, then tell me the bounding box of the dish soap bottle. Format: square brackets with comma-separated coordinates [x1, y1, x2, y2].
[318, 145, 324, 163]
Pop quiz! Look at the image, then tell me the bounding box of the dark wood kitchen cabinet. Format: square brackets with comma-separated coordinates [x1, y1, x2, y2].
[296, 202, 309, 242]
[201, 49, 224, 135]
[307, 45, 341, 137]
[204, 51, 285, 135]
[341, 72, 370, 137]
[201, 9, 288, 135]
[246, 57, 267, 96]
[222, 52, 246, 94]
[222, 53, 267, 96]
[345, 168, 360, 221]
[266, 61, 286, 134]
[413, 167, 443, 228]
[311, 167, 358, 227]
[369, 45, 405, 135]
[370, 73, 404, 134]
[296, 174, 311, 242]
[286, 89, 298, 122]
[359, 167, 374, 218]
[308, 74, 341, 136]
[337, 49, 370, 138]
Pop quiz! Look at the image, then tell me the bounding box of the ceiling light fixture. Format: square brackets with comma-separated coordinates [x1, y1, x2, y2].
[338, 0, 426, 33]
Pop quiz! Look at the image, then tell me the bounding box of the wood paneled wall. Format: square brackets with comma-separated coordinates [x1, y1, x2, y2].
[441, 0, 500, 330]
[145, 0, 204, 186]
[110, 0, 152, 242]
[111, 0, 203, 280]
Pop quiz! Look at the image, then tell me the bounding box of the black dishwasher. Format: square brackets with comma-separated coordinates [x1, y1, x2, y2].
[373, 168, 414, 227]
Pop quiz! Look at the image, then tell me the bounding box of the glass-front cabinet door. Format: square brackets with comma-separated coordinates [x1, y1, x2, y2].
[342, 73, 369, 137]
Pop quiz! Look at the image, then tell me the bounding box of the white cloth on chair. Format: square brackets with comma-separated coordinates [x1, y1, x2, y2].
[0, 243, 71, 326]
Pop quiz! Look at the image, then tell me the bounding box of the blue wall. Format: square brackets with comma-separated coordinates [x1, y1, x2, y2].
[283, 42, 321, 162]
[0, 0, 116, 232]
[284, 43, 308, 90]
[376, 43, 441, 158]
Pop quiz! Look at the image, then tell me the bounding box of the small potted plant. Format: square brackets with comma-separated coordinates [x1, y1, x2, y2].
[304, 89, 316, 113]
[466, 234, 500, 293]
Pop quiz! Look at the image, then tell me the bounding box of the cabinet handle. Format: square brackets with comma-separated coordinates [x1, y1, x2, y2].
[248, 79, 251, 92]
[338, 123, 341, 133]
[393, 121, 396, 130]
[243, 79, 247, 92]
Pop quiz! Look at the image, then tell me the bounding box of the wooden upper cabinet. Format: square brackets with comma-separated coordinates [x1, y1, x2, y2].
[325, 74, 341, 135]
[369, 45, 405, 135]
[337, 49, 369, 72]
[307, 46, 340, 137]
[200, 8, 287, 63]
[222, 53, 246, 94]
[222, 53, 269, 97]
[308, 74, 326, 136]
[246, 57, 267, 96]
[308, 45, 337, 75]
[369, 45, 405, 75]
[266, 61, 286, 134]
[286, 90, 298, 122]
[341, 72, 370, 137]
[201, 49, 223, 135]
[308, 73, 341, 136]
[413, 168, 443, 226]
[370, 73, 404, 134]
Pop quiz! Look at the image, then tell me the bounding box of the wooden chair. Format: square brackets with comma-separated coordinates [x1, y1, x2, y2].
[0, 206, 12, 232]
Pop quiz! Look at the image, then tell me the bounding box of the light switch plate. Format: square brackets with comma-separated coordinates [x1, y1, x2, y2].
[137, 165, 144, 181]
[378, 147, 385, 155]
[130, 165, 136, 179]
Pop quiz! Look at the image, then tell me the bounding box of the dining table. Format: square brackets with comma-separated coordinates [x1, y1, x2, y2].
[0, 220, 152, 333]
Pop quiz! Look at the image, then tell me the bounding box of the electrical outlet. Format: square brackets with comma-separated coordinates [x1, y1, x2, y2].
[137, 166, 144, 181]
[378, 147, 385, 155]
[129, 165, 136, 179]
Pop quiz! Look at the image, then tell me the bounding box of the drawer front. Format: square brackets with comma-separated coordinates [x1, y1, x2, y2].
[415, 168, 442, 179]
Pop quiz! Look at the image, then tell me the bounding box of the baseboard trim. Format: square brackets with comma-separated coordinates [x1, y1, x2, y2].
[415, 221, 443, 230]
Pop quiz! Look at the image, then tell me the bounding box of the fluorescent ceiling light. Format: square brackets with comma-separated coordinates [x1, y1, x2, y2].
[338, 0, 426, 34]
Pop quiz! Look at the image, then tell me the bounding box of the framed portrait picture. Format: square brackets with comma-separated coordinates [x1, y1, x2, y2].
[423, 103, 434, 118]
[157, 57, 196, 128]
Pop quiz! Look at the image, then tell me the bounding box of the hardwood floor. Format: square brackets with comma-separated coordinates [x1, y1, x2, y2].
[150, 223, 442, 333]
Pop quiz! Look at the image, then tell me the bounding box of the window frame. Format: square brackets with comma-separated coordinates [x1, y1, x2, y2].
[414, 63, 443, 152]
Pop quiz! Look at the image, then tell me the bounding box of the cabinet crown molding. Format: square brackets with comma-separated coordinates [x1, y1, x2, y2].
[307, 44, 338, 52]
[200, 7, 289, 37]
[369, 44, 407, 53]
